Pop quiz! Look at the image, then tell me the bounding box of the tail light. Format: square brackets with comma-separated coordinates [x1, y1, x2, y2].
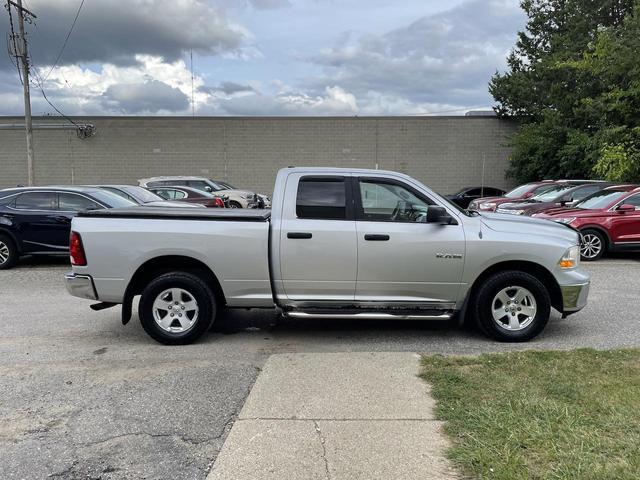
[70, 231, 87, 266]
[214, 197, 225, 208]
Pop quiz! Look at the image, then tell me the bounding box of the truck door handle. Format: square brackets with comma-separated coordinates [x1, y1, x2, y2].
[364, 234, 390, 241]
[287, 232, 312, 239]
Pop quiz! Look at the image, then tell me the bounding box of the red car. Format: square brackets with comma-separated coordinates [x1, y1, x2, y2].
[467, 181, 557, 211]
[147, 186, 227, 208]
[534, 185, 640, 261]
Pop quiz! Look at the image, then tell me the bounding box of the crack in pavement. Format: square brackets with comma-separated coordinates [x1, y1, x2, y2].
[313, 421, 331, 480]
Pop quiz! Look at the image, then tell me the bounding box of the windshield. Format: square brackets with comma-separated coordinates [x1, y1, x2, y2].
[211, 180, 236, 190]
[575, 190, 627, 209]
[531, 185, 574, 202]
[121, 186, 163, 203]
[91, 190, 138, 208]
[505, 184, 535, 198]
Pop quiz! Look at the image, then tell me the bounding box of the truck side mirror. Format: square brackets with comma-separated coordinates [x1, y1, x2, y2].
[426, 206, 454, 225]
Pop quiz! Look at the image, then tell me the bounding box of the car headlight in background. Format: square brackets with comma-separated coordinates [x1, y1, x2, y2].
[480, 202, 497, 211]
[559, 245, 580, 269]
[553, 217, 576, 225]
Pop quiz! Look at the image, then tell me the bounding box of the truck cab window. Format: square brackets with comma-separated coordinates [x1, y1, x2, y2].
[296, 178, 347, 220]
[358, 180, 432, 222]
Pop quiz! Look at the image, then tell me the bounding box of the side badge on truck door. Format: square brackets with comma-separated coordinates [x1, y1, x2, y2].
[436, 253, 463, 259]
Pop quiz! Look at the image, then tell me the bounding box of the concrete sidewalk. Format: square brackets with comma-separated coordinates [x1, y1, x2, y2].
[207, 352, 459, 480]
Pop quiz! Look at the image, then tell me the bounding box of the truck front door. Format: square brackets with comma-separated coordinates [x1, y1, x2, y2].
[279, 175, 357, 302]
[353, 176, 465, 306]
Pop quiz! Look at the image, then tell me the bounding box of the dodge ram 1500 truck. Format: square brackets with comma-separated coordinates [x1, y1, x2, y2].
[65, 167, 590, 345]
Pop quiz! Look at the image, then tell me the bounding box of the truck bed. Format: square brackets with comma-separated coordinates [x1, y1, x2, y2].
[78, 206, 271, 221]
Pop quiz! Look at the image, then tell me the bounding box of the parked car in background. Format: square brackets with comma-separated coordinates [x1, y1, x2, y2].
[147, 185, 227, 208]
[138, 176, 262, 208]
[0, 186, 136, 269]
[88, 185, 203, 208]
[468, 181, 557, 211]
[495, 182, 611, 216]
[533, 185, 640, 261]
[445, 186, 506, 209]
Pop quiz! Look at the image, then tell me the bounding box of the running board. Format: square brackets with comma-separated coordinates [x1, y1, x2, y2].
[283, 311, 453, 321]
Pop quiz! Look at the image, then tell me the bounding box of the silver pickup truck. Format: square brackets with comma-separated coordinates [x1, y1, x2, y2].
[65, 167, 590, 344]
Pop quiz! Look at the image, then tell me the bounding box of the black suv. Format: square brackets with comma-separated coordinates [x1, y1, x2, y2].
[0, 186, 136, 269]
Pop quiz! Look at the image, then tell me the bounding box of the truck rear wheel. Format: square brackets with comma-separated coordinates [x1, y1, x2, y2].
[473, 271, 551, 342]
[138, 272, 216, 345]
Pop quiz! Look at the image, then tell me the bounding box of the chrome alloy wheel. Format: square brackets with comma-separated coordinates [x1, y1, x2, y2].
[580, 233, 602, 260]
[491, 286, 537, 331]
[152, 288, 199, 333]
[0, 241, 9, 265]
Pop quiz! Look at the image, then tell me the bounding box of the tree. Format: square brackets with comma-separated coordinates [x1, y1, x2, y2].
[490, 0, 639, 183]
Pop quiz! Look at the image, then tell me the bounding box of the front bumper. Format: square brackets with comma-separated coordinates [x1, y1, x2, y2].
[65, 272, 98, 300]
[560, 281, 590, 314]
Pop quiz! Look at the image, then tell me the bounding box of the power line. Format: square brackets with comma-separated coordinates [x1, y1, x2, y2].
[43, 0, 84, 81]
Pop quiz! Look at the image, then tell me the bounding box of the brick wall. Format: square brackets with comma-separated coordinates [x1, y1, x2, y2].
[0, 116, 518, 194]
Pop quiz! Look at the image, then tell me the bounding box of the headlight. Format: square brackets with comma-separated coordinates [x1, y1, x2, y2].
[559, 245, 580, 269]
[553, 217, 576, 225]
[480, 202, 497, 211]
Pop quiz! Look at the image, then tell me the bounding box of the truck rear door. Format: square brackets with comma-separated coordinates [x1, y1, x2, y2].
[278, 174, 357, 301]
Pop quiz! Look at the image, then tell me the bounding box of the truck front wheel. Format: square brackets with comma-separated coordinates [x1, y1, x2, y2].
[138, 272, 216, 345]
[473, 271, 551, 342]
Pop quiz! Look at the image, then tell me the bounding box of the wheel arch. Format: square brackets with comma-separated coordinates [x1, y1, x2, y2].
[121, 255, 226, 325]
[466, 260, 563, 314]
[577, 225, 611, 249]
[0, 227, 21, 253]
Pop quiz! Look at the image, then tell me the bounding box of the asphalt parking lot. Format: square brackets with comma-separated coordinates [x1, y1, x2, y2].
[1, 255, 639, 479]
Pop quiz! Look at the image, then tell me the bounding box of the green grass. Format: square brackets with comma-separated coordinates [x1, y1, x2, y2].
[420, 349, 640, 480]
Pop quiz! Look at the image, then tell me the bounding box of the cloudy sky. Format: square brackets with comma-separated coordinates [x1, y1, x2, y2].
[1, 0, 525, 116]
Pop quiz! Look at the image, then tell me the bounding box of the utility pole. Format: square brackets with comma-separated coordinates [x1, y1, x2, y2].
[8, 0, 36, 185]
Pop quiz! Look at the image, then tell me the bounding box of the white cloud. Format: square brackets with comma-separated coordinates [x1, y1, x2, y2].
[0, 0, 248, 71]
[215, 86, 359, 116]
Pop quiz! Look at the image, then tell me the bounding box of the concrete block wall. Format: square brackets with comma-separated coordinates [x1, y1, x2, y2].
[0, 116, 518, 194]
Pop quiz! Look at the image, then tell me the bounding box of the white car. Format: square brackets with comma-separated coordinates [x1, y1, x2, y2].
[138, 176, 263, 209]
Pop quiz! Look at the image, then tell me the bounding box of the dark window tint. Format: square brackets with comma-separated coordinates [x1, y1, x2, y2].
[571, 185, 602, 201]
[296, 178, 346, 220]
[187, 180, 212, 191]
[14, 192, 56, 210]
[622, 194, 640, 208]
[102, 187, 137, 203]
[58, 193, 101, 211]
[464, 188, 482, 197]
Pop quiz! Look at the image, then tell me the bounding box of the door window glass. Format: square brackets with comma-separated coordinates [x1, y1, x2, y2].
[296, 178, 347, 220]
[14, 192, 56, 210]
[58, 193, 101, 211]
[187, 180, 212, 192]
[358, 180, 432, 222]
[571, 185, 602, 201]
[621, 194, 640, 209]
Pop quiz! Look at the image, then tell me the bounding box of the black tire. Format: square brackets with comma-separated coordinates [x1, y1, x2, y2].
[579, 229, 606, 261]
[473, 270, 551, 342]
[0, 234, 18, 270]
[229, 201, 242, 209]
[138, 272, 216, 345]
